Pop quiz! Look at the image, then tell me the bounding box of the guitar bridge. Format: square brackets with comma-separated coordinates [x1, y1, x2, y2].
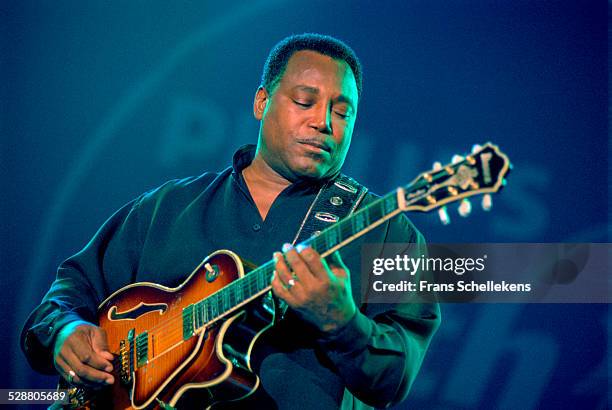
[119, 335, 133, 385]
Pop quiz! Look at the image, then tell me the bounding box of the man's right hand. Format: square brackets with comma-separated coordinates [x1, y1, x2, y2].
[53, 321, 114, 387]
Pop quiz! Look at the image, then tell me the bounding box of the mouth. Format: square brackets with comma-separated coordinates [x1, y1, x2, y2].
[297, 139, 332, 154]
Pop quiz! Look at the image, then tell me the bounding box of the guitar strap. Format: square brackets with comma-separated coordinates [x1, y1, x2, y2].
[274, 174, 368, 319]
[291, 173, 368, 245]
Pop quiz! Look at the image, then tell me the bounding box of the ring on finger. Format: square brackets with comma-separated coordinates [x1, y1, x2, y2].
[67, 369, 76, 384]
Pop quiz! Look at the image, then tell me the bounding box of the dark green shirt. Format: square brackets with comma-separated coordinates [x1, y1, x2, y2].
[21, 145, 440, 409]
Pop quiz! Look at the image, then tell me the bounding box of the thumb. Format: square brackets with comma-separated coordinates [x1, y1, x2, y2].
[326, 251, 349, 276]
[91, 327, 113, 360]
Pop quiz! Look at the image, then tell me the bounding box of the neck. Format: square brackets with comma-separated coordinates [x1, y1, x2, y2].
[242, 153, 293, 221]
[242, 153, 292, 194]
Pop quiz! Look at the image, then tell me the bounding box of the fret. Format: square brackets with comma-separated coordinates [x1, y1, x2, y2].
[368, 200, 382, 222]
[383, 194, 397, 214]
[256, 270, 264, 291]
[211, 296, 218, 318]
[379, 199, 387, 218]
[195, 304, 202, 329]
[326, 226, 339, 248]
[340, 218, 353, 241]
[236, 281, 244, 302]
[200, 301, 207, 323]
[216, 294, 224, 315]
[228, 286, 236, 306]
[222, 288, 230, 312]
[245, 275, 255, 298]
[354, 211, 365, 233]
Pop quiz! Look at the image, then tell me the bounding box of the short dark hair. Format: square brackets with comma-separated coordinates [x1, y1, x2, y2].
[260, 33, 362, 98]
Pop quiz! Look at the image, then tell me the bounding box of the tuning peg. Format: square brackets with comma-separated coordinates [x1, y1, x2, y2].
[438, 206, 450, 225]
[481, 194, 492, 211]
[458, 198, 472, 217]
[471, 144, 482, 154]
[452, 155, 464, 164]
[432, 161, 442, 171]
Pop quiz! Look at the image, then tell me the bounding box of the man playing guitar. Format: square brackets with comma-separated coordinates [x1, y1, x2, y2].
[21, 33, 441, 409]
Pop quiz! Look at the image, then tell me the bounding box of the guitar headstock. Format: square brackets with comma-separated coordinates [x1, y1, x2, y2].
[400, 142, 511, 214]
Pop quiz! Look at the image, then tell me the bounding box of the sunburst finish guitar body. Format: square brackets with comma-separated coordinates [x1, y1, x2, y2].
[62, 251, 275, 409]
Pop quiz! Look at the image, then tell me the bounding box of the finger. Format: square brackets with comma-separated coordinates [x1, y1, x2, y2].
[326, 251, 349, 273]
[72, 336, 113, 372]
[283, 245, 317, 285]
[273, 252, 293, 288]
[298, 246, 329, 280]
[54, 355, 75, 384]
[271, 270, 297, 305]
[63, 348, 114, 386]
[90, 328, 114, 367]
[275, 250, 308, 292]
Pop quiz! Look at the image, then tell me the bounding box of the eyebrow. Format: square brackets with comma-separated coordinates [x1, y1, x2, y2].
[293, 85, 356, 110]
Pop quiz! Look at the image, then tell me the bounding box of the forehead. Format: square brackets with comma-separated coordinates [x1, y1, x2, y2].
[279, 50, 358, 101]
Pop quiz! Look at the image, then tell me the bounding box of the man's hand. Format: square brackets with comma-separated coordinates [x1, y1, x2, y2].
[271, 243, 356, 333]
[53, 321, 114, 387]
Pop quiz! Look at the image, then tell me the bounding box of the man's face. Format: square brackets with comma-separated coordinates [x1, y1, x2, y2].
[254, 50, 359, 181]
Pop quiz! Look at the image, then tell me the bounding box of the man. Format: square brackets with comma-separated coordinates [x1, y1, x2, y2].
[21, 33, 440, 409]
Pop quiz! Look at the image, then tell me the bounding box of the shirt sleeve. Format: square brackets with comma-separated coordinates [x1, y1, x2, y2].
[20, 196, 146, 374]
[316, 215, 441, 409]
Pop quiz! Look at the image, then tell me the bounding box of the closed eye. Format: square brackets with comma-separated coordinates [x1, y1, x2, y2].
[293, 100, 312, 108]
[334, 111, 349, 119]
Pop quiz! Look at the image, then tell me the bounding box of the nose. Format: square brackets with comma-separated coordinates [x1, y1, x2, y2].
[309, 103, 332, 134]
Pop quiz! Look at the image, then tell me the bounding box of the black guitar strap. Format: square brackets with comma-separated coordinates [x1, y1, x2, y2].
[291, 173, 368, 246]
[274, 174, 368, 319]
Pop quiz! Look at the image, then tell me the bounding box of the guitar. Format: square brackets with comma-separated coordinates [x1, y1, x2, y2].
[59, 143, 511, 409]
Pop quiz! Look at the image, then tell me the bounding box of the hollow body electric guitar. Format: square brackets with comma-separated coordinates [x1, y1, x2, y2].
[60, 143, 511, 409]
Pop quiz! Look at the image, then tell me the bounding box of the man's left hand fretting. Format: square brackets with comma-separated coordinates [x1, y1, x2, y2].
[271, 243, 357, 333]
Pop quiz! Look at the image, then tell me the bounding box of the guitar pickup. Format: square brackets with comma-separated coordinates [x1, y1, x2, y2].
[136, 331, 149, 368]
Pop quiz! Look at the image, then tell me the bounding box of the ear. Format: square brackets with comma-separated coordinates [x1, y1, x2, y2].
[253, 86, 269, 120]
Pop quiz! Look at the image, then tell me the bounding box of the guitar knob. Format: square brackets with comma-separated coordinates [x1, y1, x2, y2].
[438, 206, 450, 225]
[482, 194, 493, 211]
[458, 198, 472, 217]
[452, 155, 464, 164]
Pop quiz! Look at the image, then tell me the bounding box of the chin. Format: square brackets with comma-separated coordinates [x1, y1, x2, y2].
[288, 155, 340, 181]
[298, 164, 338, 181]
[290, 162, 328, 180]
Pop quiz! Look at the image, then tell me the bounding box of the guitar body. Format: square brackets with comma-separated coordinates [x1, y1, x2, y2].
[65, 250, 275, 409]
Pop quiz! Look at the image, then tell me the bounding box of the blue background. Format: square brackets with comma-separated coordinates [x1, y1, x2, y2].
[2, 1, 609, 408]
